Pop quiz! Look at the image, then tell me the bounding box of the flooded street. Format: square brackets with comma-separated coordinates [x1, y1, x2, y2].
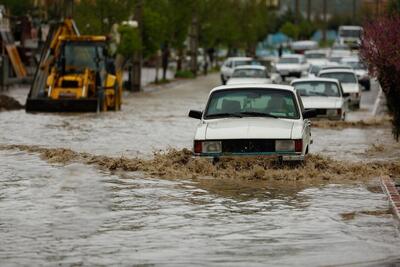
[1, 74, 400, 266]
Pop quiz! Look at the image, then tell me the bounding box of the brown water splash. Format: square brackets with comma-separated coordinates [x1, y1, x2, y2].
[341, 209, 391, 220]
[312, 116, 391, 129]
[1, 144, 400, 186]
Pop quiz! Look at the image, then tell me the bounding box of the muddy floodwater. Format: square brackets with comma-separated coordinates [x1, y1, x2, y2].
[1, 74, 400, 266]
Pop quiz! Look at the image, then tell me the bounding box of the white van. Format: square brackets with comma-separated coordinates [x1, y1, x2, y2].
[338, 26, 363, 49]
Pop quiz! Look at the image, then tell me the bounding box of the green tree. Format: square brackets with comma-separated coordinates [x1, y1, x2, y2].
[2, 0, 33, 16]
[280, 22, 299, 40]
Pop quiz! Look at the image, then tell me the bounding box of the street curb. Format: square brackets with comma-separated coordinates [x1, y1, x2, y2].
[380, 176, 400, 221]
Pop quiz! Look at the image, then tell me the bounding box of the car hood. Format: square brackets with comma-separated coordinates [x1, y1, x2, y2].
[301, 96, 343, 109]
[342, 83, 360, 93]
[307, 59, 328, 66]
[226, 78, 272, 85]
[203, 118, 295, 139]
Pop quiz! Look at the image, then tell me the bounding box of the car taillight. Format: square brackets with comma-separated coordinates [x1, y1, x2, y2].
[337, 108, 342, 115]
[295, 139, 303, 153]
[194, 140, 203, 153]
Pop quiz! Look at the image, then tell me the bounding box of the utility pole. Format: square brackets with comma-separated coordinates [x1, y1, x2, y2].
[307, 0, 311, 21]
[131, 0, 142, 92]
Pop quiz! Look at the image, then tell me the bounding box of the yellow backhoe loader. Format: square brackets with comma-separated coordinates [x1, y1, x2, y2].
[26, 19, 122, 112]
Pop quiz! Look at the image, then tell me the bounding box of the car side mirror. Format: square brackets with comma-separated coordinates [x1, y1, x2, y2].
[188, 110, 203, 119]
[303, 109, 317, 119]
[343, 93, 350, 97]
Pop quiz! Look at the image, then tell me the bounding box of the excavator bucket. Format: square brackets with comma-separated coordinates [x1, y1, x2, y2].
[25, 98, 99, 112]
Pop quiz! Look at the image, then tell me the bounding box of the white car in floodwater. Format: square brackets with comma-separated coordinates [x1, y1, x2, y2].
[318, 69, 361, 109]
[275, 54, 309, 80]
[188, 84, 316, 162]
[220, 57, 254, 85]
[291, 78, 347, 120]
[226, 65, 272, 85]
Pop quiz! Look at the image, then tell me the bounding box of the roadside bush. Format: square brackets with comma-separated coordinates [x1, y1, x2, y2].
[175, 70, 195, 79]
[360, 15, 400, 140]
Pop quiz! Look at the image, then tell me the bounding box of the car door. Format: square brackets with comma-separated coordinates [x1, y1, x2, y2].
[296, 90, 312, 151]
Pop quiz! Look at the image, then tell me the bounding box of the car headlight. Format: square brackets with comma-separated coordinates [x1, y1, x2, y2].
[275, 140, 295, 152]
[202, 141, 222, 153]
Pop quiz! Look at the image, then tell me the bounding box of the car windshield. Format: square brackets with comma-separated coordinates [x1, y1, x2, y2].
[305, 53, 325, 59]
[345, 61, 366, 70]
[232, 69, 268, 78]
[204, 89, 299, 119]
[310, 65, 322, 75]
[340, 29, 362, 38]
[319, 72, 357, 83]
[279, 57, 299, 64]
[234, 60, 252, 67]
[293, 81, 341, 97]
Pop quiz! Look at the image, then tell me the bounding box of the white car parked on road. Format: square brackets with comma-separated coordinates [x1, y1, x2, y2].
[188, 84, 316, 162]
[304, 50, 329, 66]
[318, 69, 361, 108]
[226, 65, 272, 85]
[276, 54, 308, 80]
[291, 78, 346, 120]
[220, 57, 255, 85]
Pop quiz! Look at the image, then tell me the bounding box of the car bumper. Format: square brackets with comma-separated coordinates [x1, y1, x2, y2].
[194, 152, 304, 161]
[278, 70, 301, 76]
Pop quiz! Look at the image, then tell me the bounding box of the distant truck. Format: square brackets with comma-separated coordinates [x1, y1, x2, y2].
[338, 26, 363, 49]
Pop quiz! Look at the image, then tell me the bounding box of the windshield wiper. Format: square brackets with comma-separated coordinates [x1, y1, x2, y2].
[205, 113, 243, 118]
[239, 112, 278, 118]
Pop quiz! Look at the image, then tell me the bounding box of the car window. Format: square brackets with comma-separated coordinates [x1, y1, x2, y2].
[305, 53, 325, 59]
[319, 72, 357, 83]
[292, 81, 341, 97]
[279, 57, 300, 64]
[205, 89, 300, 119]
[232, 69, 268, 78]
[225, 61, 232, 68]
[234, 60, 251, 67]
[309, 65, 322, 75]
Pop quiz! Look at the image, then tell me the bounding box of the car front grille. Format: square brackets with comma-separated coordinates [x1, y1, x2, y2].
[313, 109, 327, 115]
[221, 139, 275, 153]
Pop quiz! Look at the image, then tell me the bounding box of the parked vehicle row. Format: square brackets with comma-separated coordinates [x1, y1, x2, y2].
[206, 40, 370, 162]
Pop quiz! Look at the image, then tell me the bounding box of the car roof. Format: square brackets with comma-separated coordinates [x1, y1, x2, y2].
[321, 65, 351, 70]
[233, 65, 266, 70]
[226, 57, 252, 61]
[291, 78, 340, 85]
[210, 84, 294, 94]
[305, 50, 327, 55]
[318, 69, 356, 74]
[281, 54, 304, 59]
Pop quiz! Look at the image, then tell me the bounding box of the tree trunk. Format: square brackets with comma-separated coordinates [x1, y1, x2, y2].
[131, 0, 142, 92]
[189, 15, 199, 77]
[322, 0, 327, 43]
[307, 0, 311, 21]
[177, 47, 183, 71]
